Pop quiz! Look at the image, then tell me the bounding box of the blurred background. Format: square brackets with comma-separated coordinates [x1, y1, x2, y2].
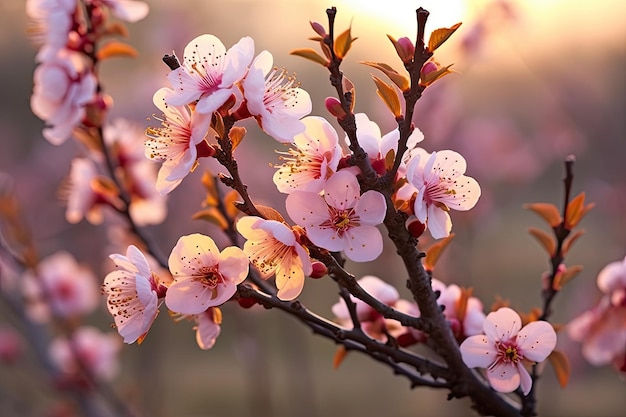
[1, 0, 625, 416]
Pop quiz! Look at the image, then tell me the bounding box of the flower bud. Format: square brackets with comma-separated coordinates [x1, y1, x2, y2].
[324, 97, 347, 120]
[310, 21, 327, 38]
[396, 37, 415, 63]
[405, 216, 426, 238]
[420, 61, 438, 78]
[309, 261, 328, 279]
[237, 296, 258, 309]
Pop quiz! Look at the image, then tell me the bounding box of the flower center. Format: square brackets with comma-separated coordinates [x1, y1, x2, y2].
[496, 341, 522, 364]
[196, 266, 223, 289]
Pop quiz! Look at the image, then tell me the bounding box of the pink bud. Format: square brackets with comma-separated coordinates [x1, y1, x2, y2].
[324, 97, 347, 120]
[237, 296, 258, 309]
[420, 61, 438, 78]
[405, 216, 426, 238]
[309, 261, 328, 279]
[310, 21, 327, 37]
[397, 37, 415, 63]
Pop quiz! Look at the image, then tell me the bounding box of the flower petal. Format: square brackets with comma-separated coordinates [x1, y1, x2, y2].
[323, 170, 360, 210]
[483, 307, 522, 343]
[460, 335, 498, 368]
[516, 320, 557, 362]
[354, 190, 386, 225]
[165, 279, 212, 315]
[486, 361, 521, 393]
[218, 246, 249, 284]
[341, 226, 383, 262]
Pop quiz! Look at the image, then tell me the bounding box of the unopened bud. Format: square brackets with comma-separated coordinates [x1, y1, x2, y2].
[237, 296, 258, 309]
[310, 21, 327, 37]
[325, 97, 347, 120]
[396, 37, 415, 63]
[309, 261, 328, 279]
[420, 61, 438, 78]
[405, 216, 426, 238]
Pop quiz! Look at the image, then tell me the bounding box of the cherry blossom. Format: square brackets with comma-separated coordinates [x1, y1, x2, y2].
[145, 87, 212, 194]
[166, 34, 254, 113]
[406, 148, 481, 239]
[273, 116, 342, 194]
[347, 113, 424, 175]
[194, 307, 222, 350]
[434, 278, 486, 339]
[236, 216, 312, 300]
[242, 50, 312, 142]
[26, 0, 75, 59]
[165, 234, 249, 315]
[49, 326, 121, 381]
[22, 251, 99, 322]
[63, 158, 123, 224]
[286, 170, 386, 262]
[102, 0, 149, 22]
[460, 307, 557, 395]
[30, 49, 97, 145]
[102, 245, 167, 344]
[567, 256, 626, 372]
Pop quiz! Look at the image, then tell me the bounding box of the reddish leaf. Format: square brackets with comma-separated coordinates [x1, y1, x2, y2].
[528, 227, 556, 257]
[548, 350, 571, 388]
[333, 346, 348, 369]
[290, 48, 329, 66]
[96, 40, 138, 60]
[360, 61, 410, 91]
[256, 205, 285, 223]
[423, 233, 455, 272]
[371, 75, 402, 118]
[427, 22, 462, 52]
[524, 203, 562, 227]
[229, 126, 246, 153]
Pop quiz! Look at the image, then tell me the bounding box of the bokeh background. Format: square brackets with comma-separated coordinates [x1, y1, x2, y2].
[1, 0, 625, 416]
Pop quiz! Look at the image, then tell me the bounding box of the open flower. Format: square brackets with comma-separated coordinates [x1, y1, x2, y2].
[567, 256, 626, 372]
[30, 49, 96, 145]
[273, 116, 342, 194]
[406, 149, 481, 239]
[166, 34, 254, 113]
[145, 87, 212, 194]
[102, 245, 166, 344]
[460, 307, 557, 395]
[236, 216, 312, 300]
[286, 170, 386, 262]
[165, 234, 249, 315]
[243, 50, 312, 142]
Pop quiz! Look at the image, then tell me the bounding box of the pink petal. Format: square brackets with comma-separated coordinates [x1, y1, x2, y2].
[286, 191, 329, 229]
[517, 362, 533, 395]
[166, 70, 203, 106]
[341, 225, 383, 262]
[195, 310, 221, 350]
[483, 307, 522, 343]
[426, 204, 452, 239]
[306, 226, 344, 252]
[221, 36, 255, 87]
[516, 320, 557, 362]
[323, 170, 360, 210]
[107, 0, 149, 23]
[274, 258, 305, 300]
[195, 88, 235, 114]
[379, 129, 399, 159]
[460, 335, 498, 368]
[258, 219, 296, 246]
[168, 234, 219, 277]
[354, 113, 382, 158]
[597, 258, 626, 294]
[217, 246, 249, 284]
[444, 176, 481, 211]
[354, 190, 386, 225]
[126, 245, 151, 278]
[486, 361, 521, 393]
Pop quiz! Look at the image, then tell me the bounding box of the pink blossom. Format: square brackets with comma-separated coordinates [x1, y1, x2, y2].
[194, 307, 222, 350]
[434, 279, 486, 339]
[103, 245, 165, 344]
[243, 50, 312, 142]
[236, 216, 312, 300]
[286, 170, 386, 262]
[30, 49, 96, 145]
[273, 116, 342, 194]
[567, 256, 626, 372]
[406, 149, 481, 239]
[166, 34, 254, 113]
[49, 326, 121, 381]
[145, 87, 212, 194]
[26, 0, 75, 59]
[460, 307, 557, 395]
[165, 234, 249, 315]
[348, 113, 423, 175]
[22, 251, 99, 322]
[102, 0, 149, 22]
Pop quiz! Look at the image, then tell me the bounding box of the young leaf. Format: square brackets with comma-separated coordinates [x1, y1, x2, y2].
[553, 265, 583, 290]
[565, 192, 595, 230]
[256, 204, 286, 223]
[548, 350, 571, 388]
[333, 346, 348, 369]
[528, 227, 556, 256]
[427, 22, 462, 52]
[334, 26, 357, 59]
[371, 75, 402, 118]
[524, 203, 562, 227]
[96, 40, 139, 60]
[191, 208, 228, 230]
[423, 233, 455, 272]
[290, 48, 329, 66]
[201, 171, 220, 207]
[420, 63, 455, 87]
[360, 61, 410, 91]
[562, 229, 585, 255]
[229, 126, 247, 153]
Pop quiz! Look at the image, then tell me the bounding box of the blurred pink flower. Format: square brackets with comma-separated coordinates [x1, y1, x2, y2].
[103, 245, 165, 344]
[273, 116, 342, 194]
[460, 307, 557, 395]
[166, 34, 254, 113]
[30, 49, 96, 145]
[22, 252, 99, 322]
[102, 0, 149, 22]
[406, 149, 481, 239]
[145, 87, 212, 194]
[236, 216, 312, 300]
[165, 234, 249, 315]
[26, 0, 75, 59]
[286, 170, 386, 262]
[243, 50, 312, 142]
[568, 256, 626, 372]
[49, 326, 121, 381]
[433, 279, 486, 339]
